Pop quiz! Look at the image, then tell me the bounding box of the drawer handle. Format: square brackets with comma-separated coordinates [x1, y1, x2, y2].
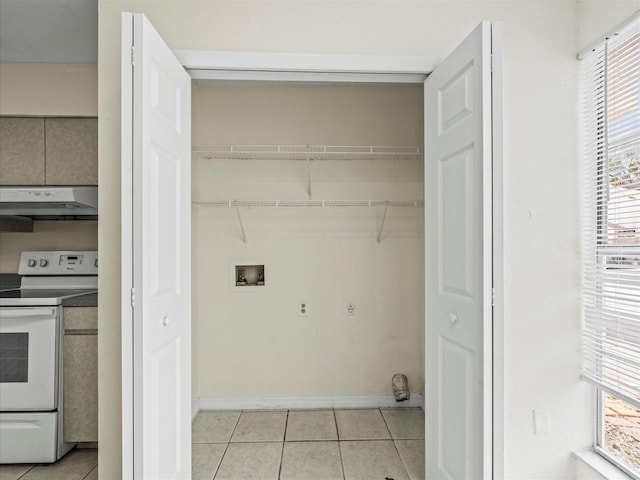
[162, 316, 170, 326]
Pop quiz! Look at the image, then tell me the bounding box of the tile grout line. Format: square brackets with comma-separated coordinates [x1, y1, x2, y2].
[227, 438, 404, 444]
[277, 410, 290, 480]
[210, 410, 243, 480]
[81, 464, 98, 480]
[211, 440, 231, 480]
[380, 408, 413, 480]
[14, 464, 36, 480]
[378, 407, 394, 438]
[228, 410, 244, 443]
[334, 409, 346, 480]
[391, 438, 413, 480]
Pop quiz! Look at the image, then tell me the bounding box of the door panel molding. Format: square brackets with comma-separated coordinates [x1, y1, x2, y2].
[121, 12, 191, 479]
[425, 21, 496, 479]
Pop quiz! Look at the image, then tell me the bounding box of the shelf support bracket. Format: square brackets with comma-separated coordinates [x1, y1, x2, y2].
[377, 203, 389, 244]
[235, 207, 247, 244]
[306, 146, 312, 198]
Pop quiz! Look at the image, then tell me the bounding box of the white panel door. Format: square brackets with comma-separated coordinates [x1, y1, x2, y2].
[123, 13, 192, 479]
[424, 22, 495, 479]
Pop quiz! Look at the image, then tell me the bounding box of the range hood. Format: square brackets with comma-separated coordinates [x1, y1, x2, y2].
[0, 186, 98, 217]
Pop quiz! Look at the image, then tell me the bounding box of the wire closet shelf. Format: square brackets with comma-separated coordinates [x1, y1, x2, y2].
[192, 200, 424, 208]
[191, 144, 424, 243]
[191, 144, 423, 162]
[191, 143, 424, 208]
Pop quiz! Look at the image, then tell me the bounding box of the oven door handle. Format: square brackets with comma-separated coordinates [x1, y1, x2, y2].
[0, 307, 57, 318]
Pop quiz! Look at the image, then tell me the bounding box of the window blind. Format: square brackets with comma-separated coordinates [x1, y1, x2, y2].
[581, 17, 640, 409]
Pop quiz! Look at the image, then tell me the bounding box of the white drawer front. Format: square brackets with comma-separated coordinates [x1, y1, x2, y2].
[0, 412, 57, 463]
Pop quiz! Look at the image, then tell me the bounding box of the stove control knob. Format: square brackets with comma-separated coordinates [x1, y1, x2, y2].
[27, 259, 37, 267]
[39, 259, 49, 267]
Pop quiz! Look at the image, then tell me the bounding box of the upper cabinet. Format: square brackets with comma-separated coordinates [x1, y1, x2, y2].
[45, 118, 98, 185]
[0, 117, 97, 186]
[0, 117, 46, 185]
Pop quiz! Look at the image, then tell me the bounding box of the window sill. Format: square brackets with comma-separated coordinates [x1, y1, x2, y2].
[573, 450, 637, 480]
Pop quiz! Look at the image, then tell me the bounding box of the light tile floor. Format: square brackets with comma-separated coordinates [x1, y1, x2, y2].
[193, 408, 425, 480]
[0, 449, 97, 480]
[0, 408, 425, 480]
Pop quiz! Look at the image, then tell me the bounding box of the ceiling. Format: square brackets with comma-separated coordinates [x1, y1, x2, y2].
[0, 0, 98, 63]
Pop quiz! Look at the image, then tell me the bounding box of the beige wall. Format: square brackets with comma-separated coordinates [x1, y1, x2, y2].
[192, 85, 424, 146]
[192, 85, 425, 403]
[0, 221, 98, 272]
[0, 64, 98, 117]
[98, 1, 639, 479]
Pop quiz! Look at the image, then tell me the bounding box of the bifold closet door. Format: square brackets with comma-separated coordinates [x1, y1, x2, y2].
[122, 12, 192, 480]
[424, 21, 498, 480]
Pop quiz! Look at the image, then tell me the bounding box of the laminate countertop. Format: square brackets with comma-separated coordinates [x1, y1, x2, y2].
[0, 273, 20, 289]
[63, 293, 98, 307]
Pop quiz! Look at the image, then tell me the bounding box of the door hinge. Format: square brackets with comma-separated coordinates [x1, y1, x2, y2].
[131, 46, 135, 66]
[491, 287, 495, 307]
[130, 287, 135, 308]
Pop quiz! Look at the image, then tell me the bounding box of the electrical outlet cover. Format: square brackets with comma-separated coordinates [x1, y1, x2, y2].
[298, 302, 308, 317]
[344, 302, 356, 316]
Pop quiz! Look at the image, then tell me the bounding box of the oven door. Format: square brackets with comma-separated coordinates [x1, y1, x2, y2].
[0, 306, 59, 410]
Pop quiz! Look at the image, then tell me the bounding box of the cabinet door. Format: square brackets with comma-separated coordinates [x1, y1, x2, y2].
[0, 117, 45, 185]
[63, 334, 98, 442]
[64, 306, 98, 331]
[45, 118, 98, 185]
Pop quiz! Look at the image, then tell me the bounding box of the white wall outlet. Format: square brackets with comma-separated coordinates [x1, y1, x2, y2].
[344, 301, 356, 316]
[298, 302, 309, 317]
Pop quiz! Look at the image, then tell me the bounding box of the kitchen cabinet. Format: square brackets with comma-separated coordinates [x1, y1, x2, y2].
[63, 307, 98, 443]
[0, 117, 45, 185]
[45, 118, 98, 185]
[0, 117, 97, 186]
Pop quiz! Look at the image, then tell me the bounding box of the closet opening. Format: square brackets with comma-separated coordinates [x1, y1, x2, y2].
[190, 84, 426, 410]
[188, 83, 426, 478]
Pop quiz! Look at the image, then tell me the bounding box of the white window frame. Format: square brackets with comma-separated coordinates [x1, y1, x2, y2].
[579, 10, 640, 480]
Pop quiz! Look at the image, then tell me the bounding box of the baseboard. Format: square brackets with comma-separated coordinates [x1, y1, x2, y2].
[192, 400, 201, 420]
[195, 394, 424, 412]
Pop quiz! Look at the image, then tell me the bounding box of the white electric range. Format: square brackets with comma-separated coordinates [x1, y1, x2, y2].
[0, 251, 97, 464]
